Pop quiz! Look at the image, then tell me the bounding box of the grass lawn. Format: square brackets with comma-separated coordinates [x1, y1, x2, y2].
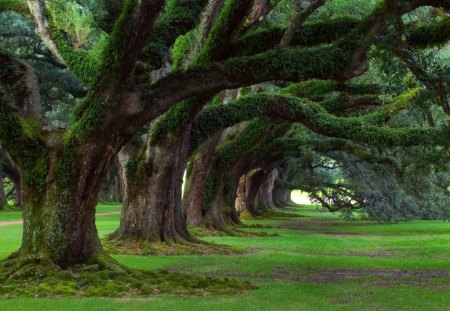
[0, 204, 449, 310]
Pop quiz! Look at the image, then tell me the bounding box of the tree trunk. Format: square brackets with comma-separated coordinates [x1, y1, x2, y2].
[9, 139, 123, 269]
[254, 169, 278, 212]
[183, 133, 222, 227]
[273, 186, 292, 208]
[115, 129, 192, 243]
[235, 169, 267, 216]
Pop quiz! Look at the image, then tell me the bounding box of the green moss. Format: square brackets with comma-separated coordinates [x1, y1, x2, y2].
[46, 10, 103, 84]
[407, 17, 450, 47]
[0, 259, 253, 297]
[280, 80, 339, 98]
[141, 0, 209, 68]
[228, 17, 360, 57]
[0, 0, 29, 16]
[200, 118, 270, 210]
[0, 95, 48, 193]
[193, 92, 450, 151]
[125, 144, 147, 180]
[172, 29, 198, 70]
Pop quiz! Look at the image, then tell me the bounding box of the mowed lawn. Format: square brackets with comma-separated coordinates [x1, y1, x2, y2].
[0, 204, 449, 311]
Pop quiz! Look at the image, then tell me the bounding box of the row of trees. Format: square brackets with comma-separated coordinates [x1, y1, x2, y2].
[0, 0, 449, 283]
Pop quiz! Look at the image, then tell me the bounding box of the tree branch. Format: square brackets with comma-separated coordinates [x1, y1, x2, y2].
[0, 53, 42, 119]
[192, 93, 449, 148]
[280, 0, 327, 48]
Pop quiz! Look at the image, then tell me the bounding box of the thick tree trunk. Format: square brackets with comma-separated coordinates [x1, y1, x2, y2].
[254, 169, 278, 212]
[235, 169, 267, 216]
[115, 130, 192, 243]
[10, 141, 122, 268]
[183, 133, 222, 227]
[273, 186, 292, 208]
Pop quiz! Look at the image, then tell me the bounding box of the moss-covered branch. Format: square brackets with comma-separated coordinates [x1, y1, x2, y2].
[149, 0, 255, 142]
[227, 17, 360, 57]
[0, 53, 42, 119]
[147, 43, 355, 113]
[140, 0, 210, 68]
[192, 93, 449, 148]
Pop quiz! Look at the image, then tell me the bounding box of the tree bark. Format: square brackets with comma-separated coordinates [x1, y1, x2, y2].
[183, 133, 222, 227]
[254, 168, 278, 212]
[9, 139, 123, 268]
[114, 128, 192, 243]
[272, 186, 292, 208]
[238, 168, 267, 216]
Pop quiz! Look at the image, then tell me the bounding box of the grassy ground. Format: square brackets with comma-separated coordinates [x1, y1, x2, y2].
[0, 204, 449, 310]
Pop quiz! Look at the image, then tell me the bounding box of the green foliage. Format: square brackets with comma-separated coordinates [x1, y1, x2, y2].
[0, 0, 29, 15]
[229, 17, 360, 57]
[407, 17, 450, 47]
[48, 1, 96, 49]
[141, 0, 209, 68]
[172, 29, 199, 70]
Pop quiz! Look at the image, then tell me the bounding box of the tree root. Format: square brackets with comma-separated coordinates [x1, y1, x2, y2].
[189, 223, 278, 238]
[103, 237, 244, 256]
[0, 251, 253, 297]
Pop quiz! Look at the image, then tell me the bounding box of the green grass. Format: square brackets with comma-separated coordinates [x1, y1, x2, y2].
[0, 204, 449, 310]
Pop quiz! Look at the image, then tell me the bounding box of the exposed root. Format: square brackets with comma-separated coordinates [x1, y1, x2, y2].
[103, 237, 244, 256]
[0, 252, 253, 297]
[240, 209, 305, 220]
[189, 224, 278, 238]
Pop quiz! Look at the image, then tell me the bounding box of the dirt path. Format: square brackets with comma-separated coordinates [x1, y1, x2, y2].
[0, 211, 120, 227]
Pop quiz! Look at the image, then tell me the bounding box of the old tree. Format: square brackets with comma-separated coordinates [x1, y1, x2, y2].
[0, 0, 450, 295]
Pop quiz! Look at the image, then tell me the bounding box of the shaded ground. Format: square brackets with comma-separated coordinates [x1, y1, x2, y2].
[0, 204, 449, 310]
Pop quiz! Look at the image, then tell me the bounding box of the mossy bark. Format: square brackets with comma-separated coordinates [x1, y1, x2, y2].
[254, 169, 278, 212]
[9, 140, 124, 268]
[114, 131, 192, 243]
[183, 133, 222, 227]
[235, 169, 267, 217]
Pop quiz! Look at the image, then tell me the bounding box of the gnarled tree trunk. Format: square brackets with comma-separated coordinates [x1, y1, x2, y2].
[235, 169, 267, 216]
[254, 168, 278, 212]
[9, 138, 124, 268]
[272, 186, 293, 208]
[114, 129, 192, 243]
[183, 133, 222, 227]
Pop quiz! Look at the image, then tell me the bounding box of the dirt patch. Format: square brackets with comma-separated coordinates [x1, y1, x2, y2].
[0, 221, 22, 227]
[340, 249, 402, 258]
[200, 267, 450, 290]
[277, 219, 377, 237]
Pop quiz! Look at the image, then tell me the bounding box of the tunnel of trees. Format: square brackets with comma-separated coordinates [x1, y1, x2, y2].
[0, 0, 449, 296]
